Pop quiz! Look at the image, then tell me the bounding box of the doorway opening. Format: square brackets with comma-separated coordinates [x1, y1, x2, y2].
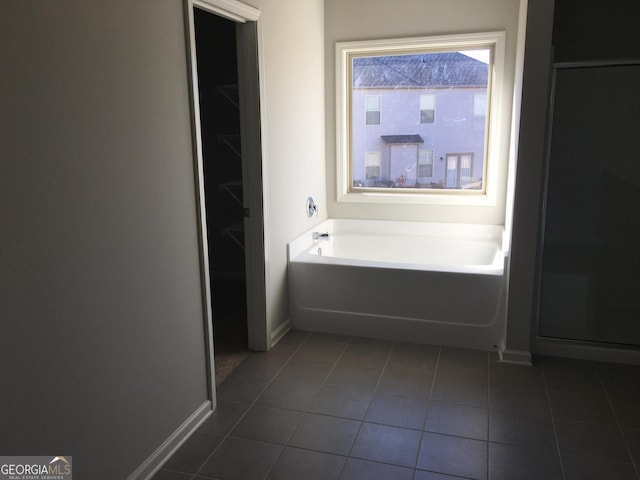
[193, 7, 249, 385]
[187, 0, 267, 397]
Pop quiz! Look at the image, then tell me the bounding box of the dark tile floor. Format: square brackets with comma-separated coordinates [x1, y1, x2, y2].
[211, 279, 249, 385]
[152, 330, 640, 480]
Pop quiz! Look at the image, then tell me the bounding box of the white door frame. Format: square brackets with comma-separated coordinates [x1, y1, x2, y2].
[184, 0, 268, 404]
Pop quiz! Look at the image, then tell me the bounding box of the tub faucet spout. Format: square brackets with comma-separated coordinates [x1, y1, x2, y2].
[312, 231, 330, 241]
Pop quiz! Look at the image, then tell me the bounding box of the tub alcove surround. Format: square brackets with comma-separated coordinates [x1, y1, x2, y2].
[310, 0, 531, 358]
[288, 219, 508, 351]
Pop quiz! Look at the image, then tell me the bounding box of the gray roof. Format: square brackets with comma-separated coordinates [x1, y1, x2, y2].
[353, 52, 488, 88]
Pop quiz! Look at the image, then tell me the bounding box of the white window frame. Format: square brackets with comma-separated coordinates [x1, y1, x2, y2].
[336, 31, 506, 207]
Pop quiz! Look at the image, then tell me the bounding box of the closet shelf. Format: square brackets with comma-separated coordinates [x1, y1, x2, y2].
[218, 134, 242, 158]
[219, 180, 243, 207]
[215, 84, 239, 108]
[222, 222, 245, 251]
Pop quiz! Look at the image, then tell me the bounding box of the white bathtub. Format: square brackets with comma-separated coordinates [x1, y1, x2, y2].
[288, 219, 508, 350]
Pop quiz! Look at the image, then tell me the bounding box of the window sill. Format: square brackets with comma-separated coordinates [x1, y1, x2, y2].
[337, 188, 498, 207]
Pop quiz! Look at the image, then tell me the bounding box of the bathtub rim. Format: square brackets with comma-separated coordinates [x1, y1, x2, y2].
[289, 218, 506, 276]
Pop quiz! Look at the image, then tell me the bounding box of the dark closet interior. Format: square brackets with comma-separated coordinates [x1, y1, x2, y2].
[194, 8, 249, 380]
[538, 0, 640, 346]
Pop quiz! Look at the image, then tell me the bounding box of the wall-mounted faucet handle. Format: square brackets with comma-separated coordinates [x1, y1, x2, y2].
[306, 196, 319, 217]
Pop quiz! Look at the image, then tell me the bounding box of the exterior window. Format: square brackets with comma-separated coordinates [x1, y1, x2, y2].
[347, 43, 491, 193]
[336, 31, 507, 206]
[474, 93, 487, 116]
[420, 94, 435, 123]
[445, 153, 474, 189]
[418, 150, 434, 180]
[365, 95, 381, 125]
[364, 151, 381, 179]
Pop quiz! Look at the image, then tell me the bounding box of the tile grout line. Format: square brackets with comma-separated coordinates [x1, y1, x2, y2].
[540, 363, 566, 480]
[262, 332, 354, 480]
[593, 360, 640, 480]
[338, 339, 398, 478]
[159, 346, 640, 480]
[190, 330, 313, 480]
[486, 351, 491, 480]
[414, 344, 442, 475]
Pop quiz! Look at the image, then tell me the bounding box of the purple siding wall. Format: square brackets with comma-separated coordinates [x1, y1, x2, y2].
[352, 87, 487, 189]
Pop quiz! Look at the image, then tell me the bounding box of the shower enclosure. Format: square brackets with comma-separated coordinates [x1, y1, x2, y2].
[537, 61, 640, 352]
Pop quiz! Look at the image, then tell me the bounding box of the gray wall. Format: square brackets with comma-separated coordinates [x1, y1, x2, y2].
[506, 0, 640, 355]
[0, 1, 210, 478]
[505, 0, 555, 354]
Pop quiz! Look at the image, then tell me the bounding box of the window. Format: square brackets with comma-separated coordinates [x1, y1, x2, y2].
[364, 151, 381, 179]
[365, 95, 381, 125]
[474, 93, 487, 116]
[445, 153, 474, 189]
[336, 31, 507, 207]
[418, 150, 434, 180]
[420, 94, 435, 123]
[352, 48, 488, 192]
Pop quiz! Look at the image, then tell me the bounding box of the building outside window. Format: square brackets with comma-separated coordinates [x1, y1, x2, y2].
[337, 32, 506, 202]
[351, 51, 488, 190]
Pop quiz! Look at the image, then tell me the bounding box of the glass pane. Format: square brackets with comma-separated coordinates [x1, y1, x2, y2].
[446, 155, 458, 188]
[364, 151, 380, 166]
[366, 110, 381, 125]
[365, 95, 380, 110]
[420, 109, 435, 123]
[351, 49, 490, 191]
[460, 154, 472, 186]
[539, 65, 640, 346]
[474, 93, 487, 116]
[418, 164, 433, 177]
[420, 94, 435, 110]
[365, 166, 380, 179]
[418, 150, 434, 165]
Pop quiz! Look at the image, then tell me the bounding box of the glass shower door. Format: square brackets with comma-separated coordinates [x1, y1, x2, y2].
[538, 62, 640, 347]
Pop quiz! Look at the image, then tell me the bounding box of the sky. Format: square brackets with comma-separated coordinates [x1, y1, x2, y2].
[460, 49, 491, 64]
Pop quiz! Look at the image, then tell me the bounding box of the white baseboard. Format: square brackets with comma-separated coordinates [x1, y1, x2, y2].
[270, 318, 291, 348]
[498, 343, 532, 366]
[128, 400, 213, 480]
